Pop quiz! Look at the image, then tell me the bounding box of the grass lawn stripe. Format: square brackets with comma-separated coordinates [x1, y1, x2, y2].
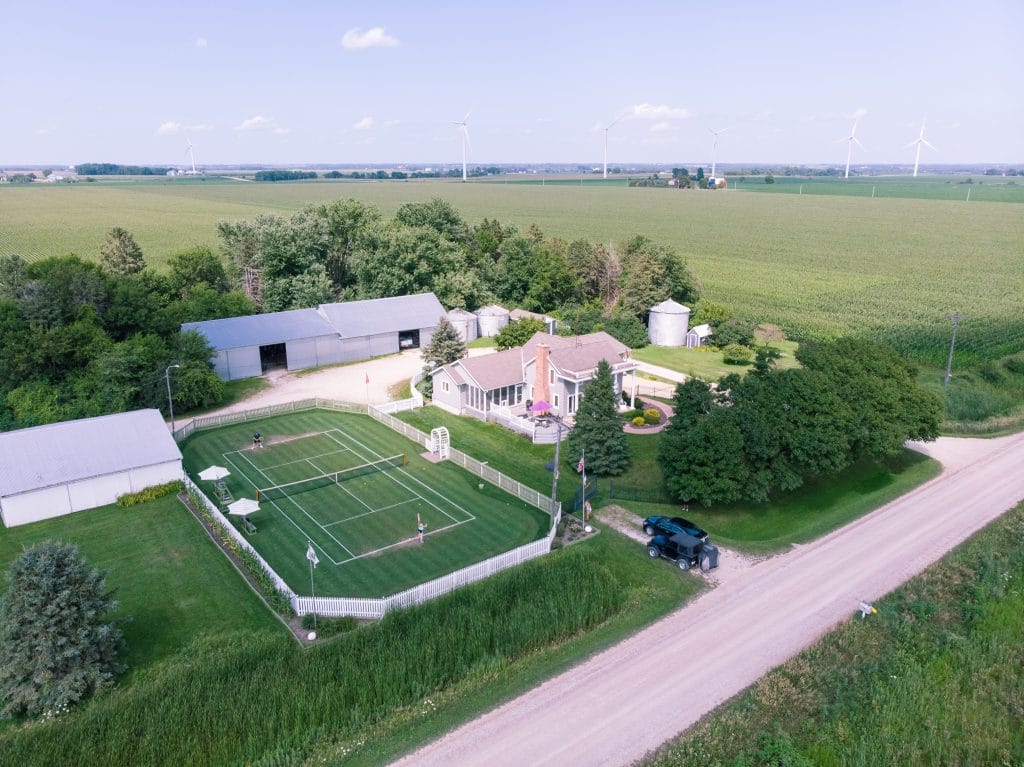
[222, 445, 354, 565]
[323, 427, 475, 524]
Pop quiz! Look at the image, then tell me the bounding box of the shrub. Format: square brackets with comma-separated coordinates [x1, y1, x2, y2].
[643, 408, 661, 425]
[301, 615, 357, 638]
[1003, 355, 1024, 375]
[116, 480, 184, 508]
[722, 344, 755, 365]
[631, 416, 646, 427]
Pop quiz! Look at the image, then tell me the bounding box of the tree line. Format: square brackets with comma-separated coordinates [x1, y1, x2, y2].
[73, 164, 171, 176]
[217, 197, 701, 336]
[0, 235, 251, 429]
[659, 338, 943, 506]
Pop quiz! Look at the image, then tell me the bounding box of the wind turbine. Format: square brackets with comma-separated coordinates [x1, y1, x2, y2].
[452, 111, 471, 182]
[905, 119, 936, 177]
[708, 126, 730, 178]
[838, 119, 864, 179]
[184, 137, 197, 174]
[601, 118, 620, 179]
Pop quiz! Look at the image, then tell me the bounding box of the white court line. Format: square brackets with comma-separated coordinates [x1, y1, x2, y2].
[322, 429, 476, 525]
[259, 446, 353, 472]
[223, 448, 355, 564]
[344, 518, 470, 561]
[321, 498, 419, 529]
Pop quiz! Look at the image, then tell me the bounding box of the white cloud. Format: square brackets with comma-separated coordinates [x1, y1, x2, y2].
[234, 115, 289, 134]
[627, 103, 690, 120]
[195, 37, 208, 48]
[157, 121, 212, 135]
[34, 126, 55, 136]
[341, 27, 399, 50]
[352, 116, 375, 131]
[848, 107, 868, 120]
[382, 119, 401, 128]
[650, 121, 672, 132]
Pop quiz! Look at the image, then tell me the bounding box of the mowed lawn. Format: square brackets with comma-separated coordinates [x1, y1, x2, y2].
[180, 410, 551, 598]
[633, 340, 801, 380]
[0, 495, 281, 672]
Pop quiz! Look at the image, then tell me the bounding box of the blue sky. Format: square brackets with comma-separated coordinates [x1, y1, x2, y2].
[3, 1, 1020, 166]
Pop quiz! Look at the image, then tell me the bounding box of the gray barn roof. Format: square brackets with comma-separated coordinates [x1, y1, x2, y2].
[318, 292, 445, 339]
[0, 409, 182, 497]
[183, 309, 336, 351]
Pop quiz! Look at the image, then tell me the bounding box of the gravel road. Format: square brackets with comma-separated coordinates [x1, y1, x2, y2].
[391, 431, 1024, 767]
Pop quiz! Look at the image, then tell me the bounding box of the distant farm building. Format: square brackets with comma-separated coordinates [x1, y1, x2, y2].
[183, 292, 446, 381]
[509, 308, 557, 334]
[0, 410, 183, 527]
[647, 299, 691, 346]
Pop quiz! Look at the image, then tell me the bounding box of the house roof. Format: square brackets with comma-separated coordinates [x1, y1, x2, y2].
[183, 308, 336, 351]
[318, 292, 445, 339]
[0, 410, 182, 498]
[649, 298, 691, 315]
[689, 323, 713, 337]
[522, 332, 633, 377]
[438, 348, 525, 391]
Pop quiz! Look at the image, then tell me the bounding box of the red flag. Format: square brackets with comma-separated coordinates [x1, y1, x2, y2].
[577, 456, 585, 473]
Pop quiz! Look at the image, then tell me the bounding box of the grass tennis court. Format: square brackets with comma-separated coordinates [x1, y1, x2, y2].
[180, 410, 550, 597]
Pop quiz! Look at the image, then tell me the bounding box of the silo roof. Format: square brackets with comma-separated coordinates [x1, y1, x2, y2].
[475, 304, 510, 317]
[649, 299, 691, 314]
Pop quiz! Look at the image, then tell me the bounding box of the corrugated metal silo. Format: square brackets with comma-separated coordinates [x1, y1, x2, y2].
[474, 304, 510, 338]
[447, 308, 479, 343]
[648, 299, 691, 346]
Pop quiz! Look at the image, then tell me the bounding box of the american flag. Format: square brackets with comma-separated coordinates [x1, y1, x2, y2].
[577, 455, 585, 474]
[365, 372, 370, 384]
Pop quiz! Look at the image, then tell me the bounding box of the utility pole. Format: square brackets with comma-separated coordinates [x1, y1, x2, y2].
[944, 312, 965, 388]
[165, 364, 181, 431]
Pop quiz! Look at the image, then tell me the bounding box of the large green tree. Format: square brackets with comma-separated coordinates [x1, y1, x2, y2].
[566, 360, 631, 476]
[99, 227, 145, 276]
[618, 236, 700, 319]
[494, 317, 547, 351]
[422, 317, 467, 369]
[0, 542, 123, 718]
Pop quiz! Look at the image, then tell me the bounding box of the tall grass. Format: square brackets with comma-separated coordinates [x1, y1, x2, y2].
[0, 544, 626, 766]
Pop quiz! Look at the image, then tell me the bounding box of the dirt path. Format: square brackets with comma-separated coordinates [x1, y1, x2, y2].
[391, 431, 1024, 767]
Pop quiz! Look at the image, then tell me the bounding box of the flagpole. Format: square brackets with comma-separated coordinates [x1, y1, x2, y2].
[308, 540, 317, 631]
[580, 449, 587, 524]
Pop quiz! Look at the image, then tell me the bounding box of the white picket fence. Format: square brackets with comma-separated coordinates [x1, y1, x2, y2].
[175, 396, 561, 618]
[294, 526, 556, 619]
[183, 476, 294, 598]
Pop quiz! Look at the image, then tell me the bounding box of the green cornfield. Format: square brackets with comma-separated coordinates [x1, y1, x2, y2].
[2, 178, 1021, 363]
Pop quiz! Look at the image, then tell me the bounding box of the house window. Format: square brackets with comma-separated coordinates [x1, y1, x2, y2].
[568, 394, 576, 413]
[549, 369, 554, 385]
[442, 380, 450, 393]
[553, 394, 560, 410]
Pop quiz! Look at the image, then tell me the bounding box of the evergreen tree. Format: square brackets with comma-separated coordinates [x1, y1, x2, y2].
[567, 359, 631, 476]
[422, 317, 466, 368]
[99, 227, 145, 276]
[0, 542, 123, 718]
[421, 317, 466, 397]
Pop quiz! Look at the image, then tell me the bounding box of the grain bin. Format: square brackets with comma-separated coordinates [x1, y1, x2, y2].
[447, 308, 479, 343]
[648, 299, 690, 346]
[475, 304, 510, 338]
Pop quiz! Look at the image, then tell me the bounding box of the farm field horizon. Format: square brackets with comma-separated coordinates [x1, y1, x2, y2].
[2, 178, 1022, 364]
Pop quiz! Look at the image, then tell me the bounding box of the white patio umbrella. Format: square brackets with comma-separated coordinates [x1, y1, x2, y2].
[199, 466, 231, 481]
[227, 498, 260, 517]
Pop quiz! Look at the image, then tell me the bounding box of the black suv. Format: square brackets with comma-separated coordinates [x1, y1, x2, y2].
[642, 515, 708, 543]
[647, 533, 719, 572]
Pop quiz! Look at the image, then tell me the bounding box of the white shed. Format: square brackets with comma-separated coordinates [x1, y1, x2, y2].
[648, 299, 691, 346]
[686, 323, 713, 348]
[0, 409, 184, 528]
[475, 304, 511, 338]
[447, 308, 479, 343]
